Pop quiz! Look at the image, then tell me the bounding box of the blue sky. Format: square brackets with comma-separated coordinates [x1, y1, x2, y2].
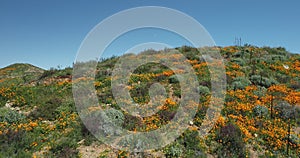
[0, 0, 299, 69]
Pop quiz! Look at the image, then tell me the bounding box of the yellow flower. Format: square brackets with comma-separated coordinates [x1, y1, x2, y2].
[165, 98, 176, 106]
[48, 124, 56, 131]
[31, 142, 38, 147]
[189, 126, 198, 131]
[26, 127, 33, 131]
[162, 70, 174, 77]
[18, 124, 23, 129]
[29, 122, 38, 127]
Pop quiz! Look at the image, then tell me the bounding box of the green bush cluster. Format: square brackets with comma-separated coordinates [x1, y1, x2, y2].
[49, 137, 79, 158]
[249, 75, 278, 88]
[0, 108, 26, 124]
[253, 86, 267, 98]
[164, 142, 184, 157]
[168, 75, 179, 84]
[163, 129, 206, 157]
[215, 123, 246, 157]
[231, 77, 251, 90]
[253, 105, 269, 118]
[29, 97, 62, 120]
[197, 85, 210, 96]
[0, 128, 32, 157]
[104, 108, 124, 127]
[230, 58, 246, 66]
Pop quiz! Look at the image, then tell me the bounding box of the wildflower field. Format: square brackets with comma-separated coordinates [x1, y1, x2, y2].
[0, 46, 299, 157]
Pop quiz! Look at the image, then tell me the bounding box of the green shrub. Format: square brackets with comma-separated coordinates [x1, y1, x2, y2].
[55, 101, 76, 114]
[0, 96, 6, 108]
[194, 104, 209, 126]
[250, 75, 278, 88]
[164, 142, 184, 158]
[216, 123, 246, 157]
[50, 137, 79, 158]
[274, 101, 295, 120]
[253, 86, 267, 98]
[197, 85, 210, 96]
[122, 113, 143, 131]
[180, 130, 203, 151]
[173, 87, 181, 98]
[168, 75, 179, 84]
[129, 83, 151, 104]
[0, 128, 32, 157]
[231, 77, 251, 90]
[289, 134, 300, 147]
[232, 51, 243, 58]
[230, 58, 246, 66]
[271, 55, 287, 61]
[0, 108, 26, 124]
[268, 77, 279, 86]
[82, 109, 125, 137]
[253, 105, 268, 118]
[104, 108, 124, 127]
[29, 97, 62, 120]
[275, 73, 290, 84]
[38, 69, 56, 80]
[183, 50, 199, 60]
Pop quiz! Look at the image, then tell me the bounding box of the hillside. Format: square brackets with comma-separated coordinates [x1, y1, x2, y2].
[0, 45, 299, 157]
[0, 63, 44, 86]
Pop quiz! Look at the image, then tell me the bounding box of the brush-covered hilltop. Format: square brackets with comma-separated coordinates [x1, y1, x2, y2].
[0, 45, 299, 157]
